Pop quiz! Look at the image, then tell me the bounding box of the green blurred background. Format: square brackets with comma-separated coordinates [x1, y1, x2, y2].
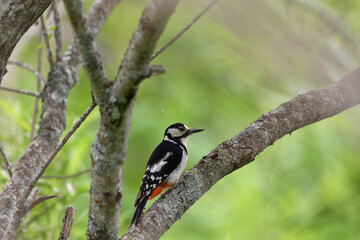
[1, 0, 360, 239]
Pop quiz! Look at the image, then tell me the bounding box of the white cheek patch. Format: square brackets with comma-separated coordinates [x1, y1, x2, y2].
[149, 152, 172, 172]
[168, 128, 182, 137]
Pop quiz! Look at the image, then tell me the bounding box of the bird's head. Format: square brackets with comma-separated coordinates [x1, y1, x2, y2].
[164, 123, 204, 143]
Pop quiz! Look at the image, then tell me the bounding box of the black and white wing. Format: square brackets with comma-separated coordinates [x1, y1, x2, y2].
[134, 140, 183, 207]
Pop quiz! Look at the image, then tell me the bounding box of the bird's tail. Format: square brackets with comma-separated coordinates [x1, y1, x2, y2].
[131, 195, 150, 225]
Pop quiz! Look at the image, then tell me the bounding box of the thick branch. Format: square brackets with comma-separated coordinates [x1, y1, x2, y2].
[0, 0, 53, 82]
[0, 1, 121, 239]
[63, 0, 110, 104]
[0, 61, 71, 240]
[112, 0, 180, 99]
[62, 0, 123, 78]
[121, 68, 360, 240]
[86, 0, 180, 239]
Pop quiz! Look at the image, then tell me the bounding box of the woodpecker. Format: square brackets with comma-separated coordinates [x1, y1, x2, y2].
[131, 123, 204, 225]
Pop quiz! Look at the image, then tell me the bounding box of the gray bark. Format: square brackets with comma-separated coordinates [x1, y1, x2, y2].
[0, 1, 121, 239]
[63, 0, 180, 239]
[0, 0, 53, 83]
[120, 68, 360, 240]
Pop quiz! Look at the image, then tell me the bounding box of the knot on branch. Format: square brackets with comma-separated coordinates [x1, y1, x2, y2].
[243, 148, 255, 162]
[148, 64, 166, 77]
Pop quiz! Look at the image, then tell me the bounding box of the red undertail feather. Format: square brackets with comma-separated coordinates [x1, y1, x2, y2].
[149, 182, 173, 200]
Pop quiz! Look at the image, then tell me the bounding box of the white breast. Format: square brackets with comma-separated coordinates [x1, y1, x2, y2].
[165, 148, 188, 185]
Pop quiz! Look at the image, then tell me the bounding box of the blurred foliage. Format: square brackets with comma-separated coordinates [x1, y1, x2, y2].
[1, 0, 360, 239]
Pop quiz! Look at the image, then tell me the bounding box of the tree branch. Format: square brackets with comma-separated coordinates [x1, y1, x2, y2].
[63, 0, 110, 104]
[58, 206, 76, 240]
[30, 33, 43, 141]
[0, 0, 121, 238]
[151, 0, 219, 61]
[0, 0, 53, 82]
[62, 0, 123, 81]
[53, 0, 63, 62]
[8, 60, 46, 86]
[25, 195, 57, 214]
[82, 0, 181, 239]
[0, 145, 12, 179]
[40, 15, 54, 67]
[32, 101, 97, 185]
[0, 86, 41, 98]
[121, 67, 360, 240]
[113, 0, 181, 98]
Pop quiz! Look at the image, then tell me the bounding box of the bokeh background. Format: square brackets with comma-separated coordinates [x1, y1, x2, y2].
[1, 0, 360, 239]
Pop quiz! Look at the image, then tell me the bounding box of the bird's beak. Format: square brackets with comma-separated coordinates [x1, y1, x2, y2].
[187, 128, 204, 135]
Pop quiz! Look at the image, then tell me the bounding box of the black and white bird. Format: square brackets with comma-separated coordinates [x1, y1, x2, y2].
[131, 123, 204, 225]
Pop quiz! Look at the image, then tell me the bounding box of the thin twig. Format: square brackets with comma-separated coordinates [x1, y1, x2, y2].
[30, 33, 43, 141]
[58, 206, 76, 240]
[151, 0, 219, 60]
[41, 168, 91, 179]
[40, 15, 54, 66]
[26, 188, 39, 209]
[46, 5, 54, 20]
[8, 60, 46, 86]
[24, 188, 57, 213]
[53, 0, 63, 62]
[0, 86, 41, 98]
[0, 145, 12, 179]
[34, 101, 97, 182]
[27, 195, 57, 213]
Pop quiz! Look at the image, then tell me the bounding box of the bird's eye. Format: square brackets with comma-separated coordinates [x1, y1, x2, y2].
[178, 127, 185, 131]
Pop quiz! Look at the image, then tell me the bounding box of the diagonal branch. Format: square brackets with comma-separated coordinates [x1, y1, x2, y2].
[53, 0, 63, 62]
[40, 15, 54, 67]
[0, 145, 12, 179]
[121, 68, 360, 240]
[62, 0, 123, 81]
[0, 0, 53, 83]
[8, 60, 46, 86]
[0, 86, 41, 98]
[0, 0, 122, 239]
[63, 0, 110, 104]
[25, 195, 57, 213]
[113, 0, 181, 99]
[151, 0, 219, 61]
[32, 101, 97, 185]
